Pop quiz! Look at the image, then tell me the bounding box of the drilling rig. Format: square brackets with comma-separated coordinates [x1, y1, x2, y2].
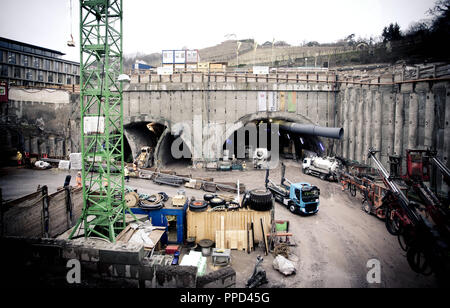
[368, 148, 449, 281]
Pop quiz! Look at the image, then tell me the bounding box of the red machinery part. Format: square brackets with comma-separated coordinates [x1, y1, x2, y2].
[0, 82, 8, 103]
[406, 150, 430, 182]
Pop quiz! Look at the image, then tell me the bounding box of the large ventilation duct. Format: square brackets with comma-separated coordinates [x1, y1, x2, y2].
[279, 121, 344, 140]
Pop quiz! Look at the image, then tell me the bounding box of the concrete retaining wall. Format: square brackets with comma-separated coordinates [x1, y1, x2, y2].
[0, 236, 235, 288]
[1, 186, 83, 238]
[0, 88, 80, 160]
[337, 80, 450, 194]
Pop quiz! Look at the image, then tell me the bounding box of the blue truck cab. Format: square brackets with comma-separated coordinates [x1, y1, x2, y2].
[288, 182, 320, 214]
[265, 163, 320, 215]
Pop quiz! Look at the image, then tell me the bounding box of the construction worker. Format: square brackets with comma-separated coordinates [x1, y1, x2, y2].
[16, 151, 23, 166]
[124, 166, 130, 183]
[76, 172, 82, 188]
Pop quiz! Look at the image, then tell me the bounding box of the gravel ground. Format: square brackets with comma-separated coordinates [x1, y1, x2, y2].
[0, 160, 439, 287]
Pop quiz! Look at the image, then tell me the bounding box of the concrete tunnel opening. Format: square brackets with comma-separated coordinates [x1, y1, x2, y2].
[124, 122, 192, 168]
[156, 129, 193, 167]
[222, 119, 329, 162]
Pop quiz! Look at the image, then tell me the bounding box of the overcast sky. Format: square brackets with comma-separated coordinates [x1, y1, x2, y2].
[0, 0, 437, 62]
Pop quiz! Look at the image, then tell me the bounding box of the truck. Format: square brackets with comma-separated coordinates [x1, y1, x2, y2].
[302, 156, 341, 181]
[265, 163, 320, 215]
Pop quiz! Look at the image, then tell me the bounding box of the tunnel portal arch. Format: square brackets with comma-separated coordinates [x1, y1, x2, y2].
[220, 111, 325, 161]
[123, 116, 193, 167]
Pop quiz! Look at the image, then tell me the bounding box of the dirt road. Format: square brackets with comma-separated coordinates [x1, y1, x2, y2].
[0, 161, 438, 287]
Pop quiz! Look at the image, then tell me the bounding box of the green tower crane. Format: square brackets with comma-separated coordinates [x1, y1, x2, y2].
[69, 0, 134, 242]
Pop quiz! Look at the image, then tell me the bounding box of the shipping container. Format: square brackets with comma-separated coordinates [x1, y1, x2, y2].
[209, 62, 227, 72]
[186, 50, 199, 63]
[174, 50, 186, 64]
[174, 63, 186, 72]
[162, 50, 174, 64]
[186, 64, 198, 71]
[197, 62, 209, 72]
[157, 66, 173, 75]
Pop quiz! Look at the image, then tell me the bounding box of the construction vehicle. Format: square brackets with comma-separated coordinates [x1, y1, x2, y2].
[134, 146, 154, 169]
[302, 156, 341, 181]
[265, 163, 320, 215]
[388, 150, 448, 212]
[361, 180, 388, 219]
[253, 148, 270, 169]
[368, 148, 449, 279]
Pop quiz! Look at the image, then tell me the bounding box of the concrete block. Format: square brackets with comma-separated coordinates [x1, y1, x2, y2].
[63, 243, 100, 262]
[139, 261, 156, 280]
[197, 267, 236, 288]
[153, 265, 197, 288]
[102, 264, 141, 279]
[98, 242, 145, 265]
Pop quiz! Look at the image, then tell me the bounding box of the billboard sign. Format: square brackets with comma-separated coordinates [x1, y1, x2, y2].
[162, 50, 174, 64]
[258, 92, 267, 112]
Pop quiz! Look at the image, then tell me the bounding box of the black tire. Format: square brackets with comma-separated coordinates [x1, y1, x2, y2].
[385, 208, 402, 236]
[398, 233, 410, 252]
[139, 200, 164, 210]
[320, 174, 326, 181]
[189, 200, 208, 212]
[227, 201, 240, 210]
[210, 197, 225, 208]
[203, 194, 215, 202]
[362, 199, 372, 215]
[407, 246, 433, 276]
[289, 202, 297, 214]
[158, 192, 169, 202]
[248, 189, 273, 211]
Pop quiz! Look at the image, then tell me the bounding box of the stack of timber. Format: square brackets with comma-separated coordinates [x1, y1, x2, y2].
[187, 208, 271, 251]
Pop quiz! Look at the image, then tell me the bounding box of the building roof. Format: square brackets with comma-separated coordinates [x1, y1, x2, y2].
[0, 36, 65, 57]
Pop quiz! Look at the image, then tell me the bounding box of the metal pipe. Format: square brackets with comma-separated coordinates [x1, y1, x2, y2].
[279, 121, 344, 140]
[432, 157, 450, 180]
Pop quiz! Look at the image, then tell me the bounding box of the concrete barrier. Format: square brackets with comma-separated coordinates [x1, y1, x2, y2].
[0, 236, 198, 288]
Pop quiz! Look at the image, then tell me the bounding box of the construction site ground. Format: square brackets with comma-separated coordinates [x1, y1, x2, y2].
[0, 160, 438, 288]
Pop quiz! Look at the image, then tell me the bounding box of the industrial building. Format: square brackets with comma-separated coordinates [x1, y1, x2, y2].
[0, 37, 80, 87]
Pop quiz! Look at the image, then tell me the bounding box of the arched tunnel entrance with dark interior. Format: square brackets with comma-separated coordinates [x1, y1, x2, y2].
[124, 122, 192, 168]
[222, 119, 328, 165]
